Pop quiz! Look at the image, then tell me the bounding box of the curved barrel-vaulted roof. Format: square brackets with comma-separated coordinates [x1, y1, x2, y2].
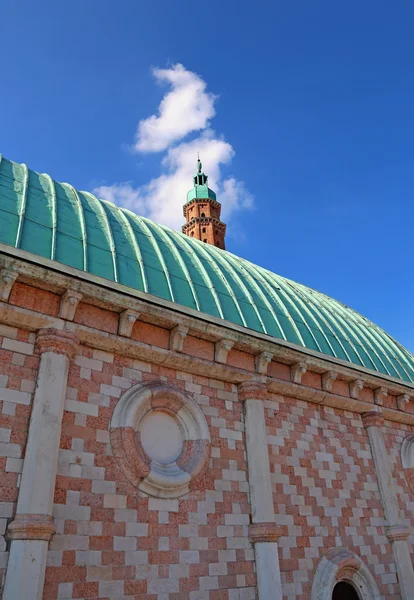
[1, 154, 414, 383]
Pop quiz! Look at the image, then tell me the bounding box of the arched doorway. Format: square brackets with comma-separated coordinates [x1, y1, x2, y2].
[332, 581, 360, 600]
[311, 548, 381, 600]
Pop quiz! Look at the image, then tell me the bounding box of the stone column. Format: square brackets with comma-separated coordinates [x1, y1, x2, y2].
[362, 410, 414, 600]
[3, 328, 78, 600]
[238, 380, 283, 600]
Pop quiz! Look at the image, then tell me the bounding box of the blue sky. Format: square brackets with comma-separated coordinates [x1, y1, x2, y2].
[1, 1, 414, 351]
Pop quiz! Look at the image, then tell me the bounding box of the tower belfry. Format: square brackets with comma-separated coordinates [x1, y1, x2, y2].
[182, 157, 226, 249]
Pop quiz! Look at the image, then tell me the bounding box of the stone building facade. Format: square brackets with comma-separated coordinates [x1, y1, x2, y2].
[0, 154, 414, 599]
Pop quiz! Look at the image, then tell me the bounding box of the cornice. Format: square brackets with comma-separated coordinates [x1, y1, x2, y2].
[182, 216, 226, 232]
[1, 248, 414, 427]
[182, 197, 222, 217]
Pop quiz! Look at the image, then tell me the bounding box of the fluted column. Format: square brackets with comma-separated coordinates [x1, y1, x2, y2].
[3, 328, 78, 600]
[362, 410, 414, 600]
[238, 380, 283, 600]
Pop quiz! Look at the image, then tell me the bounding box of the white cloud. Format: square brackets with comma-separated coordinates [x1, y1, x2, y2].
[135, 64, 215, 152]
[93, 64, 254, 233]
[95, 183, 145, 214]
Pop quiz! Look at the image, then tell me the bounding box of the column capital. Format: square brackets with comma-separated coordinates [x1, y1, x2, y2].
[7, 514, 55, 541]
[386, 524, 410, 542]
[238, 379, 267, 402]
[361, 410, 384, 428]
[248, 522, 284, 544]
[35, 328, 78, 359]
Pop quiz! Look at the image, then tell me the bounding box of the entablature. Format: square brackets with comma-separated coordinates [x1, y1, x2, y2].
[1, 246, 414, 426]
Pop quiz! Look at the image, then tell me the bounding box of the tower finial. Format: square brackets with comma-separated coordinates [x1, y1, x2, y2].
[197, 153, 202, 173]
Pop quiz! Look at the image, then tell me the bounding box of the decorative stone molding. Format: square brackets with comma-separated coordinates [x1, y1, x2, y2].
[361, 410, 384, 428]
[35, 328, 78, 359]
[385, 524, 410, 542]
[3, 248, 414, 418]
[248, 522, 283, 544]
[0, 267, 18, 302]
[2, 253, 414, 429]
[238, 379, 267, 402]
[255, 351, 273, 375]
[118, 309, 139, 338]
[241, 376, 283, 599]
[6, 514, 55, 541]
[401, 434, 414, 494]
[365, 416, 414, 596]
[2, 256, 414, 430]
[397, 393, 410, 411]
[310, 547, 381, 600]
[110, 381, 211, 498]
[214, 339, 234, 364]
[58, 289, 82, 320]
[169, 324, 188, 353]
[374, 386, 388, 406]
[290, 361, 307, 384]
[2, 334, 74, 600]
[401, 434, 414, 470]
[350, 379, 364, 399]
[322, 371, 337, 393]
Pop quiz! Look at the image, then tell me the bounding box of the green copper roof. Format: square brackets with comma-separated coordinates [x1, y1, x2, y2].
[1, 153, 414, 384]
[186, 185, 217, 202]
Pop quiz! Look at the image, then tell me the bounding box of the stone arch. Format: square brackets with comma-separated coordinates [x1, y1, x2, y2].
[311, 548, 381, 600]
[110, 380, 211, 498]
[401, 434, 414, 493]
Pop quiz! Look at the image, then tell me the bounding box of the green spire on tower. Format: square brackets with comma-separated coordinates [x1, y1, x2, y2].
[193, 155, 209, 187]
[184, 155, 217, 203]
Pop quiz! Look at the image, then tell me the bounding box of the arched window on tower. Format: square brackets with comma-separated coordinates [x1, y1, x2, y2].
[201, 213, 205, 218]
[202, 227, 206, 233]
[203, 239, 207, 243]
[190, 232, 194, 236]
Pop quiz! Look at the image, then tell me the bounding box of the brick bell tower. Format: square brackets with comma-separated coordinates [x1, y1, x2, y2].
[182, 157, 226, 250]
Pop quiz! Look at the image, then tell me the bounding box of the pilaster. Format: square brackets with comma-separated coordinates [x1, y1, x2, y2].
[238, 379, 283, 599]
[362, 410, 414, 600]
[3, 328, 78, 600]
